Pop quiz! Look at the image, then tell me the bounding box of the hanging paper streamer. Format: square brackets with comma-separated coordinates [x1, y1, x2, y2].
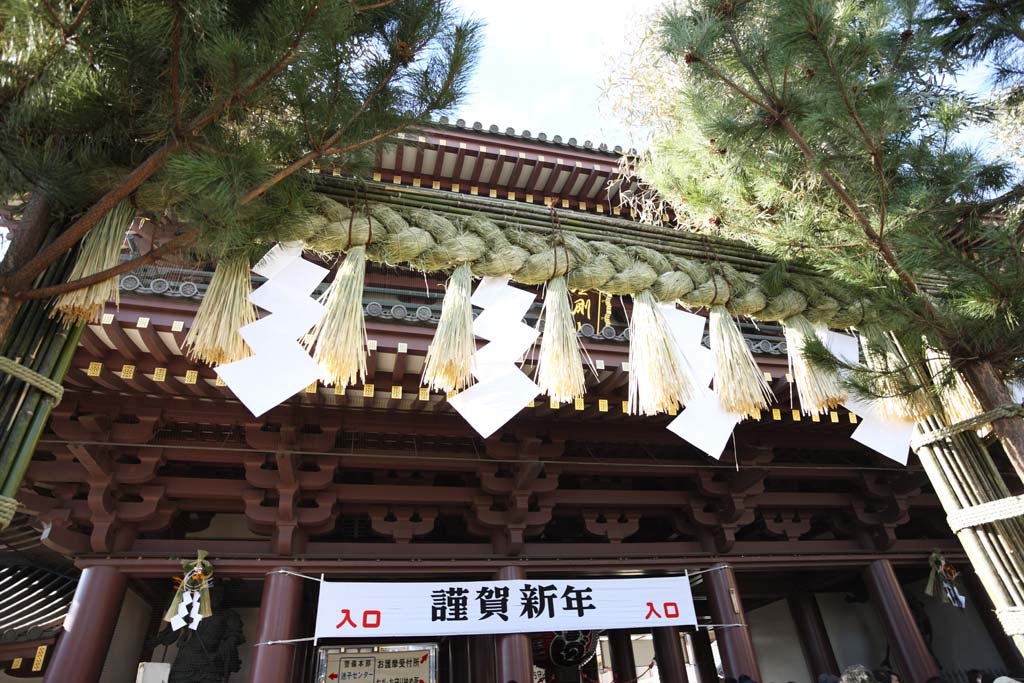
[448, 277, 540, 438]
[163, 551, 214, 631]
[821, 330, 914, 464]
[662, 306, 742, 459]
[216, 243, 329, 417]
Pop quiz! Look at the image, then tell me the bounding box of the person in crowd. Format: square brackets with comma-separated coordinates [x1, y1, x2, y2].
[840, 665, 877, 683]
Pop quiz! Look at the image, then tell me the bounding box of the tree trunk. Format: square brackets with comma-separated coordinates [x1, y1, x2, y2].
[962, 360, 1024, 485]
[0, 191, 52, 343]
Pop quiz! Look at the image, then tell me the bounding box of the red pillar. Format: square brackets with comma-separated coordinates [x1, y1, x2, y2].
[496, 566, 532, 683]
[608, 630, 637, 683]
[787, 592, 839, 679]
[690, 629, 719, 683]
[653, 626, 689, 683]
[705, 564, 761, 680]
[44, 566, 127, 683]
[251, 569, 305, 683]
[863, 560, 939, 683]
[471, 634, 497, 683]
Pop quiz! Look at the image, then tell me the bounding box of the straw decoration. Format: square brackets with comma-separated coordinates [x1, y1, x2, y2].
[859, 331, 934, 422]
[925, 346, 985, 429]
[307, 246, 369, 389]
[627, 289, 700, 416]
[710, 305, 773, 416]
[783, 314, 846, 414]
[536, 276, 592, 403]
[184, 255, 256, 366]
[52, 200, 135, 325]
[422, 263, 476, 392]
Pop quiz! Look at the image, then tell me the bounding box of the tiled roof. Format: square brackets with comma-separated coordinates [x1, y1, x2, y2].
[434, 116, 637, 156]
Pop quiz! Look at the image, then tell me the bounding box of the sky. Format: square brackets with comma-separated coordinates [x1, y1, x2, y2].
[450, 0, 665, 150]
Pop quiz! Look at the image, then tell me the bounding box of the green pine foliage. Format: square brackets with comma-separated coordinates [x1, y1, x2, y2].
[0, 0, 480, 263]
[637, 0, 1024, 394]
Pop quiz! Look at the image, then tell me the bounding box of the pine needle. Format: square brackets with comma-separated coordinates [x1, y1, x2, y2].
[422, 263, 476, 392]
[861, 332, 935, 422]
[184, 255, 256, 366]
[925, 347, 985, 430]
[307, 246, 368, 389]
[627, 290, 700, 416]
[784, 314, 846, 414]
[52, 201, 135, 325]
[536, 276, 593, 403]
[711, 305, 773, 416]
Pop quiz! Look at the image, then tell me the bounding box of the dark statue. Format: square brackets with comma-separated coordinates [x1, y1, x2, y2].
[155, 587, 245, 683]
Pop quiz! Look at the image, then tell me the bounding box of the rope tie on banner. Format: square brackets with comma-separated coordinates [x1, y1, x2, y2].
[996, 606, 1024, 636]
[0, 356, 65, 405]
[912, 404, 1024, 449]
[946, 494, 1024, 533]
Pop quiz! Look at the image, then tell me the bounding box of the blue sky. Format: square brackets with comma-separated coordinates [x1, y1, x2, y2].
[450, 0, 665, 149]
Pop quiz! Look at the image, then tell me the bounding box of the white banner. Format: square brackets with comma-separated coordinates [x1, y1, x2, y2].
[314, 576, 696, 639]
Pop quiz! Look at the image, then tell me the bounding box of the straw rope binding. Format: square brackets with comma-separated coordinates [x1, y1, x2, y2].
[0, 356, 65, 405]
[0, 495, 18, 531]
[912, 405, 1024, 448]
[946, 494, 1024, 533]
[997, 607, 1024, 636]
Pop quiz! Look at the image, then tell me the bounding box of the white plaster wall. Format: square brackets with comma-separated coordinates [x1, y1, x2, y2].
[902, 578, 1004, 673]
[100, 588, 152, 683]
[746, 599, 812, 683]
[816, 593, 888, 672]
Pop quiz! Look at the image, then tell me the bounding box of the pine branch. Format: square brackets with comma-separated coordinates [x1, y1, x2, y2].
[16, 229, 198, 300]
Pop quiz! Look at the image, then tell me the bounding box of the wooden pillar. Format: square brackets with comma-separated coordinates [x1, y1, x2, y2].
[705, 564, 761, 681]
[863, 560, 940, 683]
[251, 569, 304, 683]
[471, 634, 497, 683]
[653, 626, 689, 683]
[496, 566, 532, 683]
[962, 569, 1024, 672]
[690, 629, 719, 683]
[608, 630, 637, 682]
[787, 592, 839, 679]
[449, 637, 472, 683]
[44, 566, 127, 683]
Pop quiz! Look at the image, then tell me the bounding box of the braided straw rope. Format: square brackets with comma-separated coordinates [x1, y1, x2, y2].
[947, 494, 1024, 533]
[912, 404, 1024, 449]
[997, 606, 1024, 636]
[304, 199, 874, 327]
[0, 356, 65, 404]
[0, 496, 17, 531]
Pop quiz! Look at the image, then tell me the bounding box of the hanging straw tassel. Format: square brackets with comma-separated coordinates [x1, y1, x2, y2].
[422, 263, 476, 392]
[184, 255, 256, 366]
[52, 200, 136, 325]
[627, 289, 700, 416]
[710, 305, 773, 416]
[536, 276, 592, 403]
[859, 331, 934, 422]
[924, 346, 984, 428]
[306, 246, 368, 389]
[783, 314, 846, 414]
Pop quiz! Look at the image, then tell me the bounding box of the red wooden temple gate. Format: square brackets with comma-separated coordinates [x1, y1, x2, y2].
[1, 120, 1019, 683]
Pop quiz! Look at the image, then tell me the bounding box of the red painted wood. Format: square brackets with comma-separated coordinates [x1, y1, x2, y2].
[787, 592, 839, 678]
[496, 566, 532, 683]
[43, 566, 127, 683]
[652, 627, 689, 683]
[250, 569, 304, 683]
[863, 560, 940, 683]
[705, 563, 761, 680]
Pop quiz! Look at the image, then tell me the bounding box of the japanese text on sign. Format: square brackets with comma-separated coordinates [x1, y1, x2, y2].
[314, 577, 695, 639]
[318, 647, 433, 683]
